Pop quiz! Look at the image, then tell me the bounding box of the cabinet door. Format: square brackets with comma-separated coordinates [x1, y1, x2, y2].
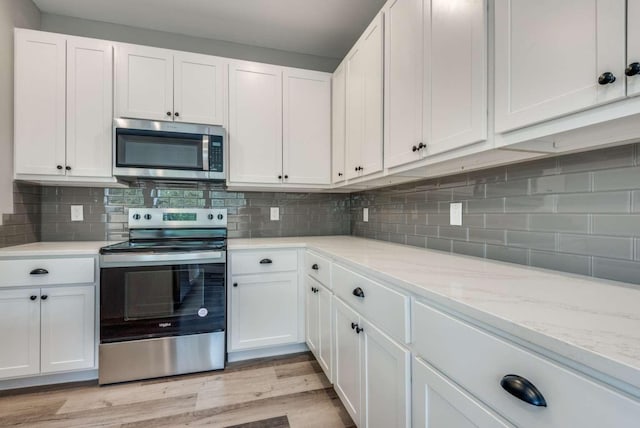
[494, 0, 626, 133]
[305, 276, 320, 355]
[174, 52, 226, 125]
[332, 61, 347, 183]
[346, 14, 384, 179]
[627, 0, 640, 97]
[333, 297, 362, 424]
[14, 30, 66, 176]
[283, 68, 331, 185]
[0, 288, 40, 379]
[115, 44, 174, 121]
[384, 0, 424, 169]
[413, 357, 513, 428]
[228, 61, 283, 184]
[229, 272, 298, 351]
[66, 37, 113, 178]
[317, 283, 333, 382]
[361, 320, 410, 428]
[425, 0, 487, 155]
[40, 286, 95, 373]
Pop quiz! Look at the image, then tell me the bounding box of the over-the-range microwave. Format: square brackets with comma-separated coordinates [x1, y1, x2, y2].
[113, 118, 225, 181]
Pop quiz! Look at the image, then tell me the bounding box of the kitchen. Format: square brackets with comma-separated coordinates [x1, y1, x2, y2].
[0, 0, 640, 426]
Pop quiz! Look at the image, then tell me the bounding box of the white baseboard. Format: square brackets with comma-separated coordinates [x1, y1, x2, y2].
[227, 342, 309, 363]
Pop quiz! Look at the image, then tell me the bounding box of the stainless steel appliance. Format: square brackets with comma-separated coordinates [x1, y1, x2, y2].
[113, 118, 225, 181]
[99, 208, 227, 384]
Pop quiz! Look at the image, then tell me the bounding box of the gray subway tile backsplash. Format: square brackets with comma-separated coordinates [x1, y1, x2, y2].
[3, 143, 640, 287]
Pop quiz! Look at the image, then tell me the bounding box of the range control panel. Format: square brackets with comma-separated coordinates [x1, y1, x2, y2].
[128, 208, 227, 229]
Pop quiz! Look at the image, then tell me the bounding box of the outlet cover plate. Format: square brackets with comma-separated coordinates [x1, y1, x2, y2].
[71, 205, 84, 222]
[450, 203, 462, 226]
[363, 208, 369, 222]
[270, 207, 279, 221]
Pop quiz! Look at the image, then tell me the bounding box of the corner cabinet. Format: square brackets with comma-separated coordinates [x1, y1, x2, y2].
[0, 257, 96, 380]
[115, 45, 226, 125]
[383, 0, 487, 170]
[228, 63, 332, 187]
[494, 0, 626, 133]
[14, 30, 113, 182]
[345, 13, 384, 180]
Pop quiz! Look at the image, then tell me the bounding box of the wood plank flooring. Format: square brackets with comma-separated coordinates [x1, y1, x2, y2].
[0, 352, 355, 428]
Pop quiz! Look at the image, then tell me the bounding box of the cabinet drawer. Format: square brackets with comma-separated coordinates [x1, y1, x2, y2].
[305, 251, 331, 287]
[332, 263, 409, 344]
[0, 258, 95, 287]
[230, 249, 298, 275]
[412, 300, 640, 428]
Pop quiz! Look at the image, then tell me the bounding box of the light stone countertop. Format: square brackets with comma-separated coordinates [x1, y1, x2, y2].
[0, 241, 118, 257]
[229, 235, 640, 392]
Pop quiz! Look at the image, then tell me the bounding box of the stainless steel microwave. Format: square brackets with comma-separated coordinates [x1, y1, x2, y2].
[113, 118, 225, 181]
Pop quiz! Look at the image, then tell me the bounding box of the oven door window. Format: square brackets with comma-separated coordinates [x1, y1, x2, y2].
[116, 128, 204, 171]
[100, 263, 225, 343]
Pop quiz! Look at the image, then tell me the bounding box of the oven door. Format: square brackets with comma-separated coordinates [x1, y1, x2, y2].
[100, 253, 225, 343]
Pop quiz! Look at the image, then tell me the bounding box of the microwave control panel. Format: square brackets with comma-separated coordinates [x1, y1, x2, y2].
[209, 135, 224, 172]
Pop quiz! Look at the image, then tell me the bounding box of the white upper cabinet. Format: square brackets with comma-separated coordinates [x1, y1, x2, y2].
[173, 52, 226, 125]
[283, 68, 331, 185]
[384, 0, 487, 169]
[384, 0, 424, 169]
[15, 30, 113, 180]
[346, 13, 384, 180]
[66, 37, 113, 178]
[116, 46, 226, 125]
[332, 61, 347, 183]
[425, 0, 487, 155]
[494, 0, 626, 133]
[228, 61, 283, 184]
[14, 30, 66, 176]
[115, 45, 174, 121]
[627, 0, 640, 97]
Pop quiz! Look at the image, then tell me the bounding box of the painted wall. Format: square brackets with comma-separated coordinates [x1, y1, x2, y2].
[40, 13, 340, 72]
[351, 143, 640, 286]
[0, 0, 40, 221]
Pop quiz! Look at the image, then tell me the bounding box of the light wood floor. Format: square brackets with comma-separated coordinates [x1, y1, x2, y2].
[0, 352, 355, 428]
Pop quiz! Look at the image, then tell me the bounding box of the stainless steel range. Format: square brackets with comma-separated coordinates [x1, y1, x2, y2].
[98, 208, 227, 384]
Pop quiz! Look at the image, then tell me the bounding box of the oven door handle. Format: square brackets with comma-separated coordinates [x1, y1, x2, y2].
[100, 251, 225, 267]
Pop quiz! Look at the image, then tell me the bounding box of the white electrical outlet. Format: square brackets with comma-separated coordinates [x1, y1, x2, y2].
[71, 205, 84, 222]
[450, 202, 462, 226]
[363, 208, 369, 222]
[270, 207, 280, 221]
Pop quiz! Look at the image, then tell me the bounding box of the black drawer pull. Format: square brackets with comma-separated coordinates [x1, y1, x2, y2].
[352, 287, 365, 298]
[355, 326, 364, 334]
[501, 374, 547, 407]
[259, 258, 273, 264]
[30, 268, 49, 275]
[351, 322, 358, 330]
[311, 264, 319, 270]
[30, 295, 37, 301]
[41, 295, 48, 301]
[233, 283, 238, 287]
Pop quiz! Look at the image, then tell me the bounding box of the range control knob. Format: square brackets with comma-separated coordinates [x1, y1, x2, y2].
[132, 213, 141, 220]
[207, 213, 214, 220]
[143, 214, 152, 220]
[217, 214, 224, 220]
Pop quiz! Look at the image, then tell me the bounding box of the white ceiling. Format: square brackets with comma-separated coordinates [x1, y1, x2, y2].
[33, 0, 387, 59]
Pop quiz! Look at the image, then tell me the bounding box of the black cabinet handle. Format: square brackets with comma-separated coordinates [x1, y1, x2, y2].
[233, 283, 238, 287]
[598, 72, 616, 85]
[355, 326, 364, 334]
[412, 145, 418, 152]
[259, 258, 273, 264]
[57, 165, 63, 170]
[418, 142, 426, 150]
[166, 111, 172, 116]
[30, 268, 49, 275]
[352, 287, 365, 298]
[311, 264, 319, 270]
[65, 166, 71, 171]
[41, 295, 48, 301]
[351, 322, 358, 330]
[354, 166, 358, 172]
[278, 175, 283, 179]
[338, 172, 343, 177]
[626, 62, 640, 77]
[30, 295, 37, 301]
[284, 175, 288, 179]
[174, 112, 180, 117]
[500, 374, 547, 407]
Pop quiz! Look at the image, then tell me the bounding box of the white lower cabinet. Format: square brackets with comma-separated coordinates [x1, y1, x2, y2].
[0, 285, 95, 380]
[333, 296, 410, 427]
[305, 276, 333, 381]
[413, 356, 513, 428]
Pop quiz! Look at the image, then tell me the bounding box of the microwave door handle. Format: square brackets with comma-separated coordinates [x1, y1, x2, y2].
[202, 135, 209, 171]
